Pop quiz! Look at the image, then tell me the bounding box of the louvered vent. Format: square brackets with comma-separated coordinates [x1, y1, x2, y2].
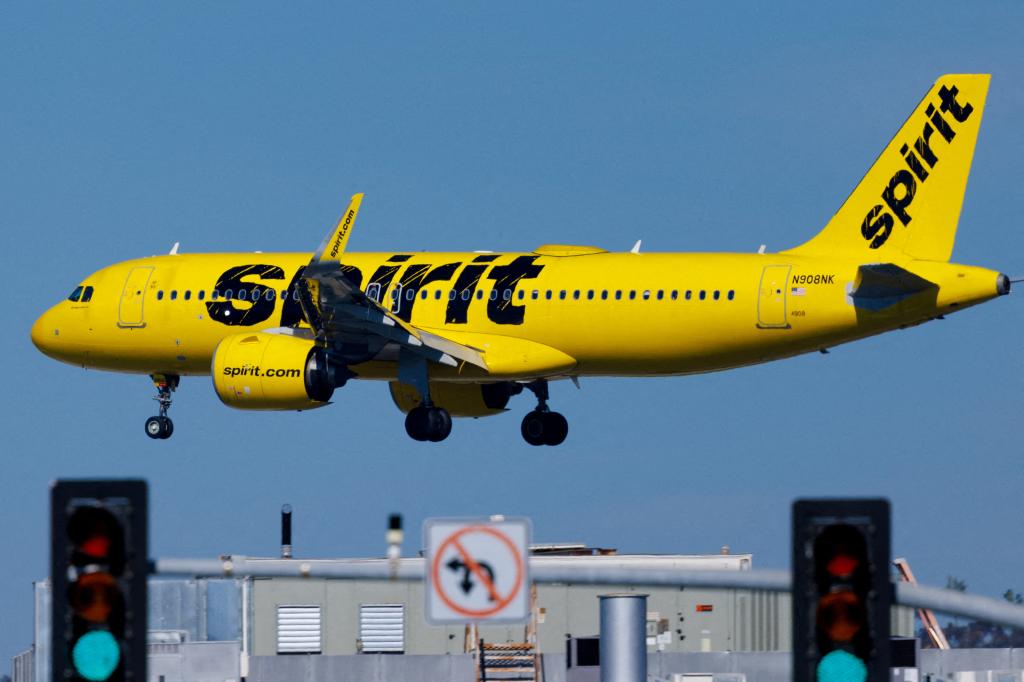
[359, 604, 405, 653]
[277, 605, 322, 654]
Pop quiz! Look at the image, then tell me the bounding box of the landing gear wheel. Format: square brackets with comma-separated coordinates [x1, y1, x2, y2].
[405, 405, 452, 442]
[542, 411, 568, 446]
[145, 417, 163, 440]
[426, 407, 452, 442]
[520, 411, 567, 446]
[145, 416, 173, 440]
[521, 411, 548, 447]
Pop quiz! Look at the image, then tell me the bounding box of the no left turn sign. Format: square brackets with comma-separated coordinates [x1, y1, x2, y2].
[424, 517, 531, 624]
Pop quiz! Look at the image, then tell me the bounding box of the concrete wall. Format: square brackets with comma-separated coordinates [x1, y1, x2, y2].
[248, 654, 475, 682]
[246, 650, 1024, 682]
[149, 640, 240, 682]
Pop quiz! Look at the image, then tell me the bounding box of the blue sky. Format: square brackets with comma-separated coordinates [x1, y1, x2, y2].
[2, 2, 1023, 668]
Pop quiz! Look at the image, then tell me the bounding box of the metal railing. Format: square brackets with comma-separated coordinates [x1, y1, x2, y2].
[152, 555, 1024, 629]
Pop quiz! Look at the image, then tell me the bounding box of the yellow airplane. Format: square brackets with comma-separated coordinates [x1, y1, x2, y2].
[31, 74, 1011, 445]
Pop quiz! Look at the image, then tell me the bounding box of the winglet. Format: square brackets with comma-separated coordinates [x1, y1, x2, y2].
[630, 239, 642, 254]
[313, 193, 364, 263]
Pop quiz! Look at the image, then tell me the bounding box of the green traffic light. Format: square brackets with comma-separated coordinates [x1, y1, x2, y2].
[71, 630, 121, 681]
[817, 649, 867, 682]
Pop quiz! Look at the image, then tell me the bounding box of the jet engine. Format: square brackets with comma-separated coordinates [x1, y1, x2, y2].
[389, 381, 516, 418]
[212, 333, 339, 410]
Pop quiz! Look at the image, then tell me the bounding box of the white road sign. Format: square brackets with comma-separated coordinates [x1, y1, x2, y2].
[424, 517, 531, 624]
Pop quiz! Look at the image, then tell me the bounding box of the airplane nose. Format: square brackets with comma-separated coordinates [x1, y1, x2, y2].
[31, 308, 57, 354]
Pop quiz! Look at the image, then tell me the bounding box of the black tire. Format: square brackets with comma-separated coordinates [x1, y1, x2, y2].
[520, 411, 547, 446]
[543, 412, 568, 446]
[145, 417, 163, 440]
[405, 407, 430, 441]
[427, 407, 452, 442]
[159, 417, 174, 439]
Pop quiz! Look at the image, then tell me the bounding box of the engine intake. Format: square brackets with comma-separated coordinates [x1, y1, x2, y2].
[212, 333, 336, 410]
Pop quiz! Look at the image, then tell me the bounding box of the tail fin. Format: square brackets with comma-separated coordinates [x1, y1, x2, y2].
[787, 74, 989, 262]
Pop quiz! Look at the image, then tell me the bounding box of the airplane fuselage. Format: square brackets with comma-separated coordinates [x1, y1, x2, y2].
[32, 248, 1004, 383]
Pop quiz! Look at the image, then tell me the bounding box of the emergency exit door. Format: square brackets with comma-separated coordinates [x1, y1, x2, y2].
[118, 266, 154, 327]
[757, 265, 791, 329]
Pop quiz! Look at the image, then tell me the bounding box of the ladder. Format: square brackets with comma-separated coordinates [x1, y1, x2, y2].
[471, 586, 543, 682]
[477, 641, 540, 682]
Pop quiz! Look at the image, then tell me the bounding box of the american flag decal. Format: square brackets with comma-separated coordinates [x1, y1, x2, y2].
[791, 286, 807, 296]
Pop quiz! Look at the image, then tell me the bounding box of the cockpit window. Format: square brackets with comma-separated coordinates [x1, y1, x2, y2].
[80, 286, 94, 303]
[68, 286, 84, 302]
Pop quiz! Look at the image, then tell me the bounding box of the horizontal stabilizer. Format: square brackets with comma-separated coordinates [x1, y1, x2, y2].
[849, 263, 937, 311]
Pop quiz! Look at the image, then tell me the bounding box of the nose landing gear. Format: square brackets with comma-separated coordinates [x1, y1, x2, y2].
[520, 380, 568, 446]
[144, 374, 178, 440]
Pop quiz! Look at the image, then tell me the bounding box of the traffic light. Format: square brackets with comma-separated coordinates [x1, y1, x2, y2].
[792, 499, 890, 682]
[51, 480, 148, 681]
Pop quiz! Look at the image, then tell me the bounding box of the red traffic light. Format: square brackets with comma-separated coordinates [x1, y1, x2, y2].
[67, 506, 124, 570]
[826, 553, 859, 578]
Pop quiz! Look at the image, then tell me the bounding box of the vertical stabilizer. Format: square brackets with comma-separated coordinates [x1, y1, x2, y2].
[787, 75, 989, 262]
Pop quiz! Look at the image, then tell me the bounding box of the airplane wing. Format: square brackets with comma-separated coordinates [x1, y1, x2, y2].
[296, 194, 487, 370]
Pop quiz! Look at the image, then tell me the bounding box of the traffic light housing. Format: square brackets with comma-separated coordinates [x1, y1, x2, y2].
[792, 499, 890, 682]
[52, 480, 148, 681]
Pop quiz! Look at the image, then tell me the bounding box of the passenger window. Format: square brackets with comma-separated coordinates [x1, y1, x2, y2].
[629, 290, 636, 300]
[474, 290, 482, 300]
[67, 286, 84, 302]
[671, 290, 678, 300]
[728, 290, 735, 300]
[587, 290, 594, 300]
[435, 290, 442, 300]
[601, 290, 608, 300]
[490, 289, 498, 301]
[699, 290, 706, 300]
[405, 289, 415, 301]
[198, 290, 206, 301]
[656, 290, 663, 300]
[265, 290, 274, 301]
[615, 290, 622, 300]
[545, 290, 553, 300]
[183, 290, 191, 301]
[211, 291, 219, 301]
[518, 290, 525, 300]
[170, 290, 178, 300]
[642, 290, 650, 300]
[532, 290, 539, 300]
[157, 291, 164, 300]
[449, 290, 456, 301]
[573, 290, 580, 300]
[80, 286, 94, 303]
[685, 290, 692, 300]
[559, 290, 567, 300]
[713, 290, 720, 300]
[420, 290, 428, 300]
[503, 289, 512, 301]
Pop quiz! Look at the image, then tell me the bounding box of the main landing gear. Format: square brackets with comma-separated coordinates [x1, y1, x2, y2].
[144, 374, 178, 440]
[405, 401, 453, 442]
[520, 380, 568, 447]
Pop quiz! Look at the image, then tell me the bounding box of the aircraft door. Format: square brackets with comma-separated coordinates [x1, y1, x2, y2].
[757, 265, 791, 329]
[118, 266, 154, 328]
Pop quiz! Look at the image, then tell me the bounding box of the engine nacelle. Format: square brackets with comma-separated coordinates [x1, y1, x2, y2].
[389, 381, 515, 418]
[212, 333, 335, 410]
